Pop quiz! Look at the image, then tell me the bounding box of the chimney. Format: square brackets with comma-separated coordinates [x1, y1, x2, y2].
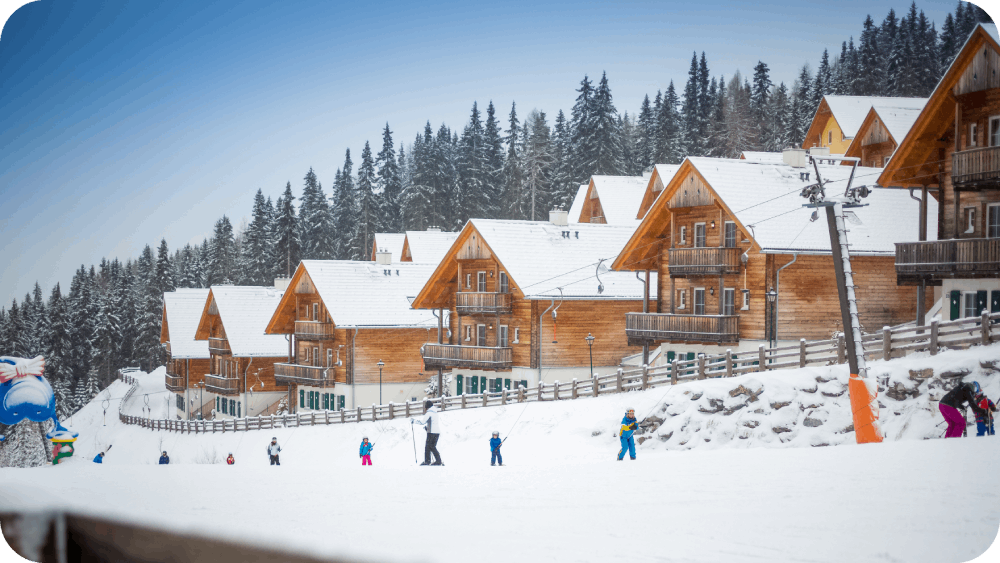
[426, 226, 442, 232]
[807, 146, 830, 158]
[782, 148, 807, 168]
[273, 277, 291, 292]
[549, 208, 569, 226]
[375, 248, 392, 265]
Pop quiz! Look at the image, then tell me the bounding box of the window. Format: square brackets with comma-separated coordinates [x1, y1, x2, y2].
[327, 349, 334, 367]
[477, 324, 487, 347]
[741, 289, 750, 310]
[970, 122, 979, 147]
[679, 226, 687, 245]
[724, 222, 736, 248]
[513, 327, 520, 343]
[466, 273, 471, 288]
[313, 347, 319, 367]
[883, 156, 891, 167]
[677, 289, 687, 310]
[694, 223, 706, 248]
[312, 303, 319, 321]
[694, 288, 705, 315]
[723, 288, 735, 316]
[477, 271, 486, 292]
[499, 272, 509, 293]
[963, 292, 978, 318]
[465, 325, 472, 342]
[988, 204, 1000, 238]
[303, 347, 309, 364]
[499, 325, 509, 347]
[991, 117, 1000, 147]
[964, 207, 977, 235]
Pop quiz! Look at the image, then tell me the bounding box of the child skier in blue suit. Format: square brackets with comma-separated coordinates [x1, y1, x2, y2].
[618, 408, 638, 461]
[490, 431, 503, 466]
[360, 436, 373, 465]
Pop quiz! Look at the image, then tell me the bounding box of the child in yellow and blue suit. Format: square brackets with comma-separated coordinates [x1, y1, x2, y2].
[618, 408, 638, 460]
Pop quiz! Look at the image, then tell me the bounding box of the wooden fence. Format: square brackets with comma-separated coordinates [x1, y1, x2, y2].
[118, 311, 1000, 434]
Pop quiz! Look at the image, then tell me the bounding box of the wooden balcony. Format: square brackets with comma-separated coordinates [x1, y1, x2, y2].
[895, 238, 1000, 284]
[455, 292, 513, 315]
[625, 313, 739, 344]
[953, 146, 1000, 189]
[274, 363, 333, 386]
[204, 374, 239, 395]
[207, 337, 230, 355]
[421, 344, 512, 371]
[295, 321, 336, 340]
[668, 247, 741, 277]
[165, 373, 185, 393]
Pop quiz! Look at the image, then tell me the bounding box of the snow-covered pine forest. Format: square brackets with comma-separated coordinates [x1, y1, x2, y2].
[0, 1, 991, 463]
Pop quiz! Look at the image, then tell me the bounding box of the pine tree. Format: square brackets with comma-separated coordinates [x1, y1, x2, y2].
[656, 81, 682, 164]
[680, 53, 702, 157]
[92, 286, 119, 380]
[523, 109, 554, 220]
[569, 76, 595, 184]
[356, 142, 379, 257]
[273, 182, 301, 277]
[812, 49, 832, 108]
[501, 104, 525, 219]
[6, 300, 24, 357]
[549, 109, 575, 212]
[483, 101, 506, 220]
[457, 102, 488, 222]
[27, 283, 45, 357]
[750, 61, 773, 147]
[207, 217, 236, 284]
[331, 149, 360, 259]
[401, 131, 436, 229]
[44, 283, 72, 385]
[299, 168, 335, 260]
[637, 94, 655, 171]
[859, 15, 882, 96]
[53, 378, 73, 419]
[153, 239, 174, 296]
[768, 82, 791, 151]
[240, 189, 274, 285]
[589, 72, 623, 176]
[375, 124, 402, 232]
[0, 421, 48, 468]
[939, 12, 958, 70]
[68, 266, 94, 383]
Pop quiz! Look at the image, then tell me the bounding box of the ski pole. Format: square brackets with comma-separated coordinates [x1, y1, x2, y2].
[411, 420, 418, 464]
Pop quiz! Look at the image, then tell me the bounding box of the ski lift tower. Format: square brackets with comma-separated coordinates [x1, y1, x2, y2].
[799, 155, 882, 444]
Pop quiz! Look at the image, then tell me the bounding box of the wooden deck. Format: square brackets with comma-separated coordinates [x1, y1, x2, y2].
[625, 313, 740, 344]
[953, 146, 1000, 188]
[204, 374, 239, 395]
[668, 247, 741, 277]
[294, 321, 335, 340]
[207, 337, 230, 355]
[274, 362, 333, 385]
[421, 344, 513, 370]
[165, 373, 184, 393]
[455, 292, 513, 315]
[895, 238, 1000, 284]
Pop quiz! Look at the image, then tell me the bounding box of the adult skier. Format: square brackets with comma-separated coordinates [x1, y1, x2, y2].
[359, 436, 373, 465]
[159, 451, 170, 465]
[618, 408, 639, 461]
[267, 437, 281, 465]
[490, 431, 503, 466]
[226, 453, 235, 465]
[940, 381, 987, 438]
[412, 400, 443, 466]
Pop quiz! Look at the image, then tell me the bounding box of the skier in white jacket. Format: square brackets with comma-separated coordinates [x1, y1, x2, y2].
[412, 400, 443, 466]
[267, 437, 281, 465]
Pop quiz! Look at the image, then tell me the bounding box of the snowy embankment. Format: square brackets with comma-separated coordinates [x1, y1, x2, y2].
[1, 346, 999, 563]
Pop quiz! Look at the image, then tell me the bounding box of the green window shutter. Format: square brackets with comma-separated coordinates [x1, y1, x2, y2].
[456, 374, 463, 395]
[991, 291, 1000, 313]
[504, 378, 511, 390]
[481, 376, 487, 392]
[339, 395, 345, 409]
[471, 376, 478, 394]
[216, 397, 220, 411]
[521, 380, 528, 388]
[323, 394, 328, 410]
[666, 351, 675, 362]
[238, 401, 241, 418]
[976, 290, 988, 315]
[950, 290, 961, 320]
[300, 389, 305, 409]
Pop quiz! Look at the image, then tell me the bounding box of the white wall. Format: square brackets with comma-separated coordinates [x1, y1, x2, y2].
[295, 382, 427, 412]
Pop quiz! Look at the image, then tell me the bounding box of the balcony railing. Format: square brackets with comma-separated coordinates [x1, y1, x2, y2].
[421, 344, 513, 371]
[953, 146, 1000, 188]
[895, 238, 1000, 284]
[668, 247, 741, 277]
[295, 321, 336, 340]
[165, 373, 185, 393]
[274, 363, 334, 386]
[207, 337, 230, 355]
[455, 292, 513, 315]
[204, 374, 239, 395]
[625, 313, 739, 344]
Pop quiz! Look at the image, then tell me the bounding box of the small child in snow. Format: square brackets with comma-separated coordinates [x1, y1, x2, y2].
[93, 452, 104, 464]
[268, 437, 281, 465]
[974, 387, 997, 436]
[226, 453, 235, 465]
[159, 451, 170, 465]
[490, 431, 503, 466]
[618, 408, 638, 461]
[359, 436, 373, 465]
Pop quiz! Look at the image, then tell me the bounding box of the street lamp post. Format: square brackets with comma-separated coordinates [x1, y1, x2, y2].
[377, 360, 385, 404]
[765, 288, 778, 353]
[585, 333, 595, 378]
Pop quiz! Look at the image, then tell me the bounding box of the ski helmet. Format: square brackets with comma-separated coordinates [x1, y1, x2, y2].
[492, 431, 499, 437]
[271, 437, 277, 441]
[424, 400, 434, 409]
[626, 407, 635, 415]
[363, 436, 368, 440]
[973, 381, 982, 394]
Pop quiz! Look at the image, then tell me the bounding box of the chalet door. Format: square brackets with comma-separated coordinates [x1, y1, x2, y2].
[723, 289, 735, 316]
[477, 272, 487, 292]
[724, 222, 736, 248]
[694, 224, 706, 247]
[477, 324, 487, 347]
[694, 289, 706, 315]
[988, 204, 1000, 238]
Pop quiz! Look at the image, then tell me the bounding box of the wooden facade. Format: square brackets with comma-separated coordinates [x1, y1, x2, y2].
[845, 107, 898, 168]
[802, 97, 852, 154]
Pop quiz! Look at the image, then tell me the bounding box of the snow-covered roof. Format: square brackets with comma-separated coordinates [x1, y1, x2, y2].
[822, 96, 883, 138]
[299, 260, 438, 327]
[163, 289, 210, 359]
[590, 175, 647, 225]
[685, 157, 937, 254]
[373, 233, 406, 262]
[739, 152, 784, 164]
[870, 99, 928, 142]
[468, 219, 654, 299]
[567, 183, 588, 222]
[208, 286, 288, 357]
[404, 230, 459, 263]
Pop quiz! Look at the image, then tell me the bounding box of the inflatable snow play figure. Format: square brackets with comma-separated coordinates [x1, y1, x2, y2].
[0, 356, 78, 454]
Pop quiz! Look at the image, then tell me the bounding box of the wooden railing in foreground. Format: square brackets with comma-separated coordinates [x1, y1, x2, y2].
[118, 312, 1000, 434]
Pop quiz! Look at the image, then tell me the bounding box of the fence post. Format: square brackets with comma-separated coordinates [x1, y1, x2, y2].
[388, 402, 395, 420]
[616, 369, 624, 393]
[799, 339, 807, 368]
[671, 359, 678, 385]
[982, 311, 991, 346]
[518, 386, 525, 403]
[462, 393, 467, 409]
[482, 391, 488, 407]
[340, 409, 346, 423]
[592, 374, 599, 397]
[641, 364, 649, 390]
[930, 319, 939, 356]
[356, 406, 362, 422]
[725, 350, 733, 377]
[571, 379, 578, 399]
[405, 402, 410, 418]
[553, 381, 560, 400]
[697, 355, 706, 380]
[837, 334, 845, 364]
[502, 388, 508, 405]
[883, 326, 892, 360]
[758, 345, 766, 371]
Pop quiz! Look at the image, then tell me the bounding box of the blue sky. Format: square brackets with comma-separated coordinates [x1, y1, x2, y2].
[0, 0, 962, 305]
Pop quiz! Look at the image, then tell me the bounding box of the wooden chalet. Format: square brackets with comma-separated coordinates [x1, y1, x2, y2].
[612, 155, 934, 361]
[877, 23, 1000, 322]
[369, 233, 406, 262]
[410, 213, 653, 391]
[263, 259, 439, 412]
[574, 175, 647, 225]
[193, 285, 288, 418]
[803, 95, 888, 154]
[844, 98, 928, 168]
[160, 288, 211, 419]
[398, 228, 459, 263]
[636, 164, 683, 219]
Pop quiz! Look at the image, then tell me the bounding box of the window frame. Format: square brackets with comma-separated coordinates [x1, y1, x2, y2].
[499, 272, 509, 293]
[326, 349, 334, 367]
[312, 303, 319, 321]
[970, 122, 979, 148]
[477, 271, 487, 292]
[987, 203, 1000, 239]
[693, 288, 706, 315]
[964, 206, 977, 235]
[313, 346, 319, 367]
[723, 221, 736, 248]
[677, 289, 687, 310]
[741, 289, 750, 311]
[499, 325, 509, 348]
[723, 288, 735, 316]
[694, 223, 706, 248]
[477, 324, 487, 347]
[679, 226, 687, 245]
[963, 291, 978, 318]
[990, 116, 1000, 147]
[466, 273, 471, 289]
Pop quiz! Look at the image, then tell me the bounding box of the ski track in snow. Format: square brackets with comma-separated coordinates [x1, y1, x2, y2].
[2, 347, 1000, 563]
